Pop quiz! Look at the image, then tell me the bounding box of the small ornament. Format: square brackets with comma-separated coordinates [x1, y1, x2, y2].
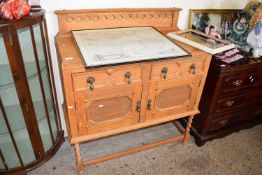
[228, 11, 251, 46]
[247, 20, 262, 58]
[0, 0, 31, 20]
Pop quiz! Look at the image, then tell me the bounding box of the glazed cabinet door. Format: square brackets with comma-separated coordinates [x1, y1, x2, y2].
[146, 76, 202, 120]
[72, 66, 142, 135]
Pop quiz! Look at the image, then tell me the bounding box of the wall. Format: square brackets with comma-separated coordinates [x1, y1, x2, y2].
[41, 0, 249, 136]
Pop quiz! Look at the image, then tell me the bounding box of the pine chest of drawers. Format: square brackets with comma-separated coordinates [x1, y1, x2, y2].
[190, 54, 262, 146]
[55, 8, 211, 174]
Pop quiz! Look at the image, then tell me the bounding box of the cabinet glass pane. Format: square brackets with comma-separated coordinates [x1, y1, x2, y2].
[33, 24, 58, 139]
[0, 33, 35, 167]
[0, 155, 4, 169]
[0, 109, 20, 169]
[17, 27, 53, 151]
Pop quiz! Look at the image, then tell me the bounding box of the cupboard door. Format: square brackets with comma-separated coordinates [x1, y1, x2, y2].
[75, 83, 142, 135]
[146, 75, 202, 120]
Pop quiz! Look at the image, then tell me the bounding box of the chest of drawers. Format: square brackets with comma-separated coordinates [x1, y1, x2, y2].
[189, 55, 262, 146]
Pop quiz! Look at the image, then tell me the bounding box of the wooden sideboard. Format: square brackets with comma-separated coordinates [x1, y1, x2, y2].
[188, 54, 262, 146]
[55, 8, 212, 174]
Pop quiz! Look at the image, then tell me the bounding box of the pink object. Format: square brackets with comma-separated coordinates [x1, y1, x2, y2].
[0, 0, 31, 20]
[223, 54, 243, 63]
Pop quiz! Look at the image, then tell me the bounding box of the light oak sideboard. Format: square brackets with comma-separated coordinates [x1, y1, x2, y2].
[55, 8, 212, 174]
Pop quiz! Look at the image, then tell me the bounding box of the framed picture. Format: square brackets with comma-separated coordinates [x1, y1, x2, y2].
[189, 9, 242, 40]
[167, 29, 236, 55]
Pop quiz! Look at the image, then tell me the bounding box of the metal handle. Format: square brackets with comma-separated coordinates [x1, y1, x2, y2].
[161, 67, 168, 79]
[249, 75, 255, 84]
[190, 64, 196, 75]
[87, 76, 95, 91]
[147, 99, 152, 110]
[225, 100, 234, 107]
[232, 80, 243, 87]
[124, 72, 132, 84]
[136, 101, 141, 112]
[219, 119, 228, 126]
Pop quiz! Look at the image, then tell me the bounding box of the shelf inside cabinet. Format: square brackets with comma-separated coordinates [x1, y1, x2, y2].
[0, 60, 46, 90]
[0, 100, 54, 137]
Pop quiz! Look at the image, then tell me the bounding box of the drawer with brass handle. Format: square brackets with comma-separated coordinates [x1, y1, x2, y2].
[221, 71, 262, 94]
[209, 105, 262, 132]
[72, 66, 142, 91]
[150, 59, 205, 81]
[215, 91, 262, 113]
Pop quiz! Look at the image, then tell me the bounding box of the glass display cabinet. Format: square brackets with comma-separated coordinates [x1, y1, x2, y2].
[0, 10, 64, 174]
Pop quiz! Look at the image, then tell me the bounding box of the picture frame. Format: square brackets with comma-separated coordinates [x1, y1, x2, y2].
[167, 29, 236, 55]
[189, 9, 242, 40]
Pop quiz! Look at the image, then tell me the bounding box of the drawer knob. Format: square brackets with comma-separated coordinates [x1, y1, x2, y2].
[225, 100, 234, 107]
[161, 67, 168, 79]
[124, 72, 132, 84]
[87, 76, 95, 91]
[190, 64, 196, 75]
[232, 80, 243, 87]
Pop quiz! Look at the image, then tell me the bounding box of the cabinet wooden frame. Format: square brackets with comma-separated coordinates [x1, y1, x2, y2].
[0, 10, 64, 174]
[55, 8, 212, 175]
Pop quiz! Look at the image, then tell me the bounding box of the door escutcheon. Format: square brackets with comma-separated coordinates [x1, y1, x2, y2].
[147, 99, 152, 110]
[136, 101, 141, 112]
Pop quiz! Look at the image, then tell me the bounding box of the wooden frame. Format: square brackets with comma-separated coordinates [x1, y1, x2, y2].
[189, 9, 242, 39]
[168, 29, 236, 54]
[55, 8, 212, 175]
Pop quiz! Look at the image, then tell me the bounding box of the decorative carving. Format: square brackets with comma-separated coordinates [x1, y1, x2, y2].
[65, 13, 173, 23]
[76, 16, 82, 22]
[67, 16, 73, 23]
[56, 8, 181, 33]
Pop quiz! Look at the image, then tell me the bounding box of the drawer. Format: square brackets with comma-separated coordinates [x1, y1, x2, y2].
[72, 66, 142, 91]
[209, 106, 262, 132]
[221, 70, 262, 94]
[150, 59, 205, 81]
[215, 92, 262, 113]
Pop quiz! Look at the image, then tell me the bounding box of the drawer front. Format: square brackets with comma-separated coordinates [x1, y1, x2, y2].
[150, 59, 205, 81]
[221, 71, 262, 94]
[72, 66, 142, 91]
[209, 106, 262, 132]
[215, 92, 262, 113]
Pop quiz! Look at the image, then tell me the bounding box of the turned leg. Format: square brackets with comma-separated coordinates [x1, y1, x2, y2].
[74, 144, 84, 175]
[183, 115, 194, 145]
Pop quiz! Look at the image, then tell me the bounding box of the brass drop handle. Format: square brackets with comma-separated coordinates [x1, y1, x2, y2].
[232, 80, 243, 87]
[190, 64, 196, 75]
[124, 72, 132, 84]
[225, 100, 234, 107]
[161, 67, 168, 79]
[147, 99, 152, 111]
[218, 119, 228, 126]
[87, 76, 95, 91]
[136, 101, 141, 112]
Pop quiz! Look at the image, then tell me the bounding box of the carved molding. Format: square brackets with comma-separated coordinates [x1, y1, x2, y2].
[55, 8, 181, 34]
[65, 13, 173, 23]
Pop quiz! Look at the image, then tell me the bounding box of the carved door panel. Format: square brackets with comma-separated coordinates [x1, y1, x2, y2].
[75, 83, 142, 136]
[146, 75, 202, 120]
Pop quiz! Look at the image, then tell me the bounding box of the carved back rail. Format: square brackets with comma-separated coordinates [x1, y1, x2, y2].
[55, 8, 182, 34]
